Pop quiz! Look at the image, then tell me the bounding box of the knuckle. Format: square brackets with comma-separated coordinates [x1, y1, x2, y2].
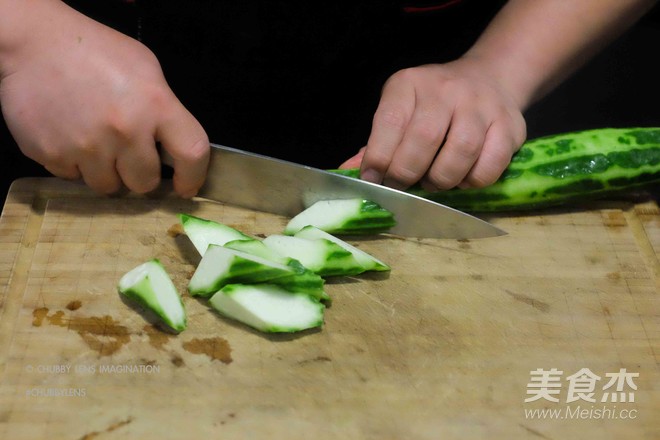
[514, 122, 527, 148]
[146, 84, 171, 109]
[425, 161, 464, 189]
[37, 144, 66, 165]
[77, 142, 101, 157]
[129, 175, 161, 194]
[501, 112, 527, 149]
[388, 67, 416, 85]
[96, 175, 123, 194]
[447, 133, 482, 161]
[427, 171, 459, 190]
[492, 144, 515, 166]
[466, 169, 500, 188]
[376, 107, 408, 131]
[172, 140, 209, 173]
[362, 150, 391, 173]
[101, 184, 123, 196]
[44, 164, 79, 181]
[387, 165, 422, 187]
[87, 178, 122, 195]
[126, 43, 165, 80]
[468, 153, 511, 188]
[136, 44, 161, 67]
[503, 110, 527, 144]
[166, 136, 209, 165]
[413, 119, 442, 146]
[106, 110, 134, 142]
[185, 136, 210, 162]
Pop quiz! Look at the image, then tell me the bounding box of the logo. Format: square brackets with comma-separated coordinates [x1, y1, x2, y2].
[523, 368, 639, 421]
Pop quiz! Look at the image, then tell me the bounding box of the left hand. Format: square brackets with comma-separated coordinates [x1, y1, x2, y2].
[341, 58, 526, 191]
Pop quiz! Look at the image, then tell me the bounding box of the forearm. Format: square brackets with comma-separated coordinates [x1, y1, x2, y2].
[463, 0, 658, 110]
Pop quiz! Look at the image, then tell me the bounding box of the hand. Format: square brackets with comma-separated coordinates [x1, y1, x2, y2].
[342, 58, 526, 190]
[0, 1, 209, 197]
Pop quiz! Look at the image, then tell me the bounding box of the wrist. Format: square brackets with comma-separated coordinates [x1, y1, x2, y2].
[448, 52, 533, 113]
[459, 50, 536, 112]
[0, 0, 73, 78]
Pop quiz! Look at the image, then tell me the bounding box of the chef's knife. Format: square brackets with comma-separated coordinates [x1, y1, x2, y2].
[166, 143, 506, 239]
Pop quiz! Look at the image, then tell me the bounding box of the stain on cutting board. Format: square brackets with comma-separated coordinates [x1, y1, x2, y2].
[603, 210, 628, 227]
[141, 324, 175, 350]
[140, 324, 189, 367]
[66, 300, 82, 311]
[167, 223, 184, 237]
[31, 305, 233, 364]
[79, 417, 134, 440]
[182, 337, 233, 364]
[505, 289, 550, 313]
[32, 307, 131, 356]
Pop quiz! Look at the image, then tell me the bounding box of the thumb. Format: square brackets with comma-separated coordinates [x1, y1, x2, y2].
[156, 97, 210, 198]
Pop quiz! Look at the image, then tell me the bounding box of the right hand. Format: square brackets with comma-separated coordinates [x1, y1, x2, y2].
[0, 0, 209, 197]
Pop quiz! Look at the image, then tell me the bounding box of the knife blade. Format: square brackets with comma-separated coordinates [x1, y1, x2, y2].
[175, 143, 506, 239]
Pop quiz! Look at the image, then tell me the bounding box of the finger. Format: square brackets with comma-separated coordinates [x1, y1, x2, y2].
[156, 96, 209, 198]
[360, 72, 416, 184]
[423, 107, 487, 190]
[44, 163, 82, 181]
[77, 146, 123, 194]
[116, 136, 161, 194]
[382, 94, 451, 190]
[338, 147, 366, 170]
[17, 139, 82, 181]
[460, 120, 524, 188]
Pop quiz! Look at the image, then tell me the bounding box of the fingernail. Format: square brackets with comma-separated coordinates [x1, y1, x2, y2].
[361, 169, 382, 184]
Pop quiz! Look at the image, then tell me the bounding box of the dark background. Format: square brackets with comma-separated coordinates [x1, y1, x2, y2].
[1, 0, 659, 201]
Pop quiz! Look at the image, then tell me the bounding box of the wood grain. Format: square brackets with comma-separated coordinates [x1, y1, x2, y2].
[0, 178, 658, 439]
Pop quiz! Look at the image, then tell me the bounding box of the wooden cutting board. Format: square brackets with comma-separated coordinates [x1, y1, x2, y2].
[0, 178, 658, 439]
